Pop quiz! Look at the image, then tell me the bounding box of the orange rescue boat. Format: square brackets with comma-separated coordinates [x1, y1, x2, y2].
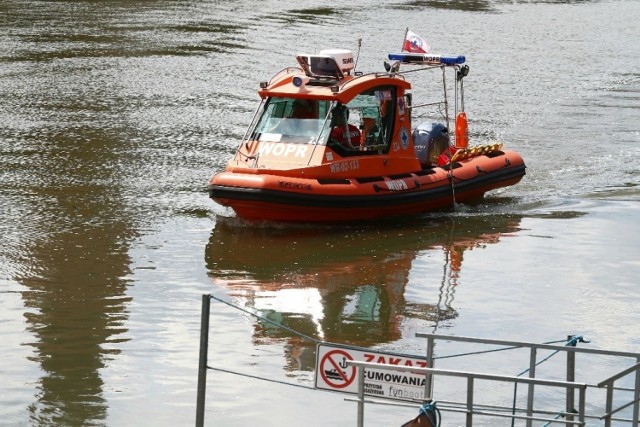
[208, 49, 525, 223]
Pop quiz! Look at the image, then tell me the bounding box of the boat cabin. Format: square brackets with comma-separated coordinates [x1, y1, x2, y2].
[230, 49, 421, 178]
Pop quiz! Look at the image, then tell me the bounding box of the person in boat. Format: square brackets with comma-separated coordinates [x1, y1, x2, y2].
[329, 104, 361, 149]
[289, 98, 316, 119]
[270, 98, 318, 137]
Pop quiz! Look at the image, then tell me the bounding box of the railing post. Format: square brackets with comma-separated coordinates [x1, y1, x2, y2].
[425, 336, 435, 401]
[634, 356, 640, 427]
[466, 376, 474, 427]
[196, 294, 212, 427]
[526, 347, 537, 427]
[356, 365, 366, 427]
[578, 385, 586, 426]
[603, 382, 614, 427]
[566, 336, 576, 425]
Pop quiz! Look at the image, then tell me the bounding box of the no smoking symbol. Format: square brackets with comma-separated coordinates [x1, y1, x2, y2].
[319, 349, 356, 389]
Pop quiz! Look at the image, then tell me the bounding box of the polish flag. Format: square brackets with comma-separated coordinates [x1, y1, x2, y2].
[403, 30, 430, 54]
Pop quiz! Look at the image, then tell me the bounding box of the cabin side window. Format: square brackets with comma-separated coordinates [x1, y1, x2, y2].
[345, 85, 396, 154]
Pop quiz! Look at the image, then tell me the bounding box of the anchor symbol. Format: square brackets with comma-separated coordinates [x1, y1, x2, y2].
[320, 349, 357, 388]
[339, 357, 348, 369]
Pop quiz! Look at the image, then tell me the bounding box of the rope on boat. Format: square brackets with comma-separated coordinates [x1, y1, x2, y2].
[448, 167, 457, 211]
[446, 142, 508, 210]
[450, 143, 503, 163]
[446, 150, 458, 210]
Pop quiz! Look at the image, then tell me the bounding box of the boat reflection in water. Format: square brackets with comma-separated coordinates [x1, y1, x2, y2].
[204, 214, 522, 373]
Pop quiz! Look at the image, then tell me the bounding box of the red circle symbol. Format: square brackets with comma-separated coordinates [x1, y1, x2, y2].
[319, 349, 356, 389]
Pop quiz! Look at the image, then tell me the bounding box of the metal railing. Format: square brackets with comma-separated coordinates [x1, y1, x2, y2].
[195, 294, 640, 426]
[598, 361, 640, 426]
[345, 333, 640, 426]
[418, 333, 640, 427]
[347, 360, 588, 427]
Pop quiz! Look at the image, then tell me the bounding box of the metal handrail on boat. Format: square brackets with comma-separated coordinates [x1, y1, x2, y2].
[265, 66, 303, 86]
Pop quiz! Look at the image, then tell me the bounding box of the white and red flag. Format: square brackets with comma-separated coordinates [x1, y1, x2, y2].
[402, 29, 430, 54]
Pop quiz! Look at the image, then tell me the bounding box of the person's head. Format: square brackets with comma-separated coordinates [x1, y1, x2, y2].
[290, 99, 315, 118]
[331, 105, 349, 126]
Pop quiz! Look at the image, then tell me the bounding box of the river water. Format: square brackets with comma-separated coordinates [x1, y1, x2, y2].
[1, 0, 639, 426]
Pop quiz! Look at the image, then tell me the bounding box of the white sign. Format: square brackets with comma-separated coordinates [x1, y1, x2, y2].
[314, 343, 429, 401]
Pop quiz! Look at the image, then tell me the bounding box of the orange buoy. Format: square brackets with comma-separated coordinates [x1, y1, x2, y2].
[455, 112, 468, 149]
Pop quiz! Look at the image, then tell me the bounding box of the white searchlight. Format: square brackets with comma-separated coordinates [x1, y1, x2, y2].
[292, 75, 310, 88]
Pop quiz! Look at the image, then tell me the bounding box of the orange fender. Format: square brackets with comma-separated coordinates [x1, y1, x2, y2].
[455, 112, 468, 149]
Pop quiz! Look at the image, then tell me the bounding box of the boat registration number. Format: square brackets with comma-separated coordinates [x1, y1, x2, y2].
[330, 160, 360, 173]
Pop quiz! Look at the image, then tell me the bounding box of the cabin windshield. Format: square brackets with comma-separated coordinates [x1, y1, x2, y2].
[249, 97, 331, 144]
[245, 87, 397, 155]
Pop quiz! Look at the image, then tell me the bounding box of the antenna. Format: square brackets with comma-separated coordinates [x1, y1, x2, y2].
[401, 27, 409, 51]
[354, 38, 362, 70]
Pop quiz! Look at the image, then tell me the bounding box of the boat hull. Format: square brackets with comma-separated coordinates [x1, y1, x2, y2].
[209, 150, 526, 223]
